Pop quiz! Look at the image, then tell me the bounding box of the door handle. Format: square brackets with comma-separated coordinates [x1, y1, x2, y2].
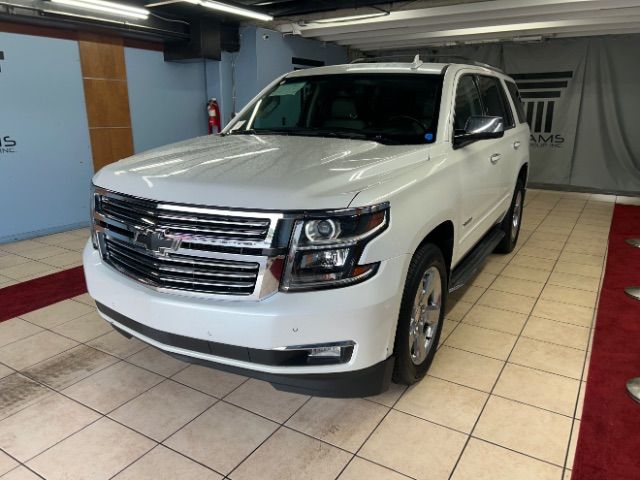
[513, 141, 521, 150]
[490, 153, 502, 164]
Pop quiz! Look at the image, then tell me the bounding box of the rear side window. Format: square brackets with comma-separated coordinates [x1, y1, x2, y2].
[453, 75, 483, 132]
[505, 80, 527, 124]
[476, 75, 515, 129]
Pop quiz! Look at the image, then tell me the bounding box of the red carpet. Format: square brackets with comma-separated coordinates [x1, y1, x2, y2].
[0, 266, 87, 322]
[572, 204, 640, 480]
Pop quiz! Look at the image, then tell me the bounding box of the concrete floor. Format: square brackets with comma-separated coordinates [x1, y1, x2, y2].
[0, 189, 631, 480]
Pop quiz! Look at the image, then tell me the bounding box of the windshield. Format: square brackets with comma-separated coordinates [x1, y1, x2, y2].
[228, 73, 443, 145]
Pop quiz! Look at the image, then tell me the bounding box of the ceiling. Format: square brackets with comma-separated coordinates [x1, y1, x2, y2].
[273, 0, 640, 52]
[135, 0, 392, 22]
[233, 0, 390, 18]
[3, 0, 639, 50]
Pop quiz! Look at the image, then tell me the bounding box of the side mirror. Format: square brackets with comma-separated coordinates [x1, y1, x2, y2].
[453, 115, 505, 148]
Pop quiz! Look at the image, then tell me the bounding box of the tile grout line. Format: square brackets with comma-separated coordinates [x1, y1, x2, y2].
[221, 394, 316, 480]
[0, 198, 617, 479]
[332, 382, 415, 480]
[6, 371, 228, 479]
[500, 194, 597, 474]
[447, 192, 588, 479]
[444, 195, 562, 479]
[345, 196, 559, 479]
[560, 227, 610, 477]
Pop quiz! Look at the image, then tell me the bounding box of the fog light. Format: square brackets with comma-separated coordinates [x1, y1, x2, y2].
[306, 342, 355, 365]
[309, 346, 342, 359]
[275, 341, 355, 365]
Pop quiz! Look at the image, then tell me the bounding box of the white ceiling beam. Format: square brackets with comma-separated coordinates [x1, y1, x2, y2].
[316, 5, 640, 43]
[277, 0, 640, 37]
[343, 15, 640, 47]
[549, 26, 640, 37]
[378, 26, 640, 49]
[353, 20, 640, 50]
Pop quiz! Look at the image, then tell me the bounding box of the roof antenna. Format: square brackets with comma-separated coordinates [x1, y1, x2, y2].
[411, 54, 423, 69]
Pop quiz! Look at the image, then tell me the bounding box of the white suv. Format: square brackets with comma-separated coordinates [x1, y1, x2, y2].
[84, 58, 529, 397]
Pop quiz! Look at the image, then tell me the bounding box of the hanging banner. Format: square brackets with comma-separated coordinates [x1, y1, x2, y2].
[502, 42, 587, 185]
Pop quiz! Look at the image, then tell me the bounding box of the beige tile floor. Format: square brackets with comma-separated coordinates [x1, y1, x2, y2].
[0, 189, 622, 480]
[0, 230, 88, 288]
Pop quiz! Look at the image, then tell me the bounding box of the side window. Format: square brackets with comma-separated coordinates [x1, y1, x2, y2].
[476, 75, 515, 129]
[505, 80, 527, 124]
[454, 75, 483, 132]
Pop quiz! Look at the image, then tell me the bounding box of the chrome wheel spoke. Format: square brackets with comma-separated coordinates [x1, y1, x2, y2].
[415, 336, 426, 362]
[408, 266, 442, 365]
[511, 191, 522, 242]
[422, 274, 434, 299]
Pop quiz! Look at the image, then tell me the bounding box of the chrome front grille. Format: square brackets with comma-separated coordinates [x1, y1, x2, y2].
[99, 193, 273, 244]
[92, 188, 283, 299]
[105, 238, 260, 295]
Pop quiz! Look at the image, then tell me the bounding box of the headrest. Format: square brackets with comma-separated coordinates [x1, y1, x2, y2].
[330, 98, 358, 119]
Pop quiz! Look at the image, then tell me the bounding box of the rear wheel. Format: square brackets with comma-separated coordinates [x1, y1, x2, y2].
[495, 179, 525, 254]
[392, 243, 447, 385]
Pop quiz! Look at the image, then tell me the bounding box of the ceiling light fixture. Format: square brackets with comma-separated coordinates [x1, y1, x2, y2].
[183, 0, 272, 21]
[513, 35, 544, 42]
[51, 0, 149, 19]
[310, 11, 389, 24]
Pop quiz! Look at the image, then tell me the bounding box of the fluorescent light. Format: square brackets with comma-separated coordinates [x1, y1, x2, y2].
[196, 1, 273, 21]
[513, 35, 543, 42]
[311, 11, 389, 24]
[51, 0, 149, 18]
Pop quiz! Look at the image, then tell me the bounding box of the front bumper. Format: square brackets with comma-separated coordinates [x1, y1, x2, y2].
[83, 242, 409, 396]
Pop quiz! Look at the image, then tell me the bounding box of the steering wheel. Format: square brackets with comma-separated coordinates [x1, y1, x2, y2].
[388, 115, 427, 133]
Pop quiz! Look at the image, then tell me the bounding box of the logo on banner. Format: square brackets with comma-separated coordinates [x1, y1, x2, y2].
[0, 135, 17, 154]
[509, 71, 573, 148]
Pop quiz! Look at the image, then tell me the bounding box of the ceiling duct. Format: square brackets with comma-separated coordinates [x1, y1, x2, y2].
[163, 17, 238, 61]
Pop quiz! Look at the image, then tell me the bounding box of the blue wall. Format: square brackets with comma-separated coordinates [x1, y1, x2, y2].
[0, 32, 93, 243]
[255, 27, 349, 92]
[233, 27, 350, 115]
[234, 27, 260, 113]
[204, 51, 236, 126]
[0, 29, 348, 242]
[125, 47, 209, 153]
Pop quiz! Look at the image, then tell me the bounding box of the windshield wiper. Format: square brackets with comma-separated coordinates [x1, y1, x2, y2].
[290, 129, 406, 144]
[227, 128, 407, 145]
[228, 128, 370, 141]
[227, 129, 293, 136]
[302, 130, 370, 140]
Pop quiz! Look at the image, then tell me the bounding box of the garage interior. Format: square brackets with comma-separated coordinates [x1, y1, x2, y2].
[1, 0, 640, 479]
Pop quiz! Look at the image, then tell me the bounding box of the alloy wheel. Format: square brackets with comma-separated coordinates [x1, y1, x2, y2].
[408, 266, 442, 365]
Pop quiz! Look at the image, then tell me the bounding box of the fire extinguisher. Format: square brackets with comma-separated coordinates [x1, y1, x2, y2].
[207, 98, 221, 134]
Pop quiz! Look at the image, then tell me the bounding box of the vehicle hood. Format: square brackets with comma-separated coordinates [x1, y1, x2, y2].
[93, 134, 429, 210]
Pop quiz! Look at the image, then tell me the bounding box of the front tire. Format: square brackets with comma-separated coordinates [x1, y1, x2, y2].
[495, 179, 525, 254]
[392, 243, 447, 385]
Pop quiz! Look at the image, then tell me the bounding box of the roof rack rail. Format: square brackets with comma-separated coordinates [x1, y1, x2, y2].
[350, 54, 504, 73]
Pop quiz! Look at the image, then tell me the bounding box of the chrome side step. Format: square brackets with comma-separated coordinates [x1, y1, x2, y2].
[449, 227, 505, 293]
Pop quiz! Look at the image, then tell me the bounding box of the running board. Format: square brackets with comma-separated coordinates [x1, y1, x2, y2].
[449, 227, 505, 293]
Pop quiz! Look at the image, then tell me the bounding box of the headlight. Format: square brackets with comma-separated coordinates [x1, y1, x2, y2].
[280, 203, 389, 292]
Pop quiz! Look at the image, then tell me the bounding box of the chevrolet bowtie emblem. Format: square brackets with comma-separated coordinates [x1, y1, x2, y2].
[132, 228, 182, 256]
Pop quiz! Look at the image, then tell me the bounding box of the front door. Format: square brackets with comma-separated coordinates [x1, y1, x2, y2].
[452, 73, 497, 253]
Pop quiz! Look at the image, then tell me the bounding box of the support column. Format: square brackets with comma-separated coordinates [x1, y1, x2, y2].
[78, 32, 134, 172]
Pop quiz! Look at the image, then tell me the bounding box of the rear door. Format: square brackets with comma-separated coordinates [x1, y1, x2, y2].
[504, 79, 531, 185]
